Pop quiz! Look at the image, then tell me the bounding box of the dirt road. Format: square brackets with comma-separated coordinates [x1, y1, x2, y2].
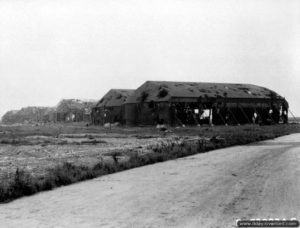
[1, 134, 299, 228]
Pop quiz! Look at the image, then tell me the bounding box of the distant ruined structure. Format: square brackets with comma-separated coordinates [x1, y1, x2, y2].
[1, 100, 96, 124]
[55, 99, 96, 123]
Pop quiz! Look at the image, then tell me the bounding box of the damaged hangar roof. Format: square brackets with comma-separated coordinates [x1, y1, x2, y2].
[95, 89, 135, 107]
[56, 99, 96, 112]
[125, 81, 284, 104]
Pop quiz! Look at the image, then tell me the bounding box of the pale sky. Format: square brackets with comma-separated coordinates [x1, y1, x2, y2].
[0, 0, 299, 119]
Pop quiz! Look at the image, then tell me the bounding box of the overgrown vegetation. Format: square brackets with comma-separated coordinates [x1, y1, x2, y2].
[0, 137, 106, 145]
[0, 124, 299, 203]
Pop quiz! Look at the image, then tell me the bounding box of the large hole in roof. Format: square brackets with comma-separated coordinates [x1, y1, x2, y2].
[116, 94, 122, 99]
[159, 85, 168, 90]
[140, 91, 149, 102]
[199, 89, 210, 93]
[157, 89, 169, 98]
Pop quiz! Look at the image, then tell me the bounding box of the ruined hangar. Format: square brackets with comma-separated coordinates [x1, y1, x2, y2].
[92, 89, 134, 125]
[123, 81, 288, 126]
[55, 99, 95, 122]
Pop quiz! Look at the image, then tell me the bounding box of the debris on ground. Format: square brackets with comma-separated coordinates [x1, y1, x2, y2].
[164, 129, 173, 133]
[156, 124, 168, 131]
[104, 123, 111, 129]
[210, 135, 226, 143]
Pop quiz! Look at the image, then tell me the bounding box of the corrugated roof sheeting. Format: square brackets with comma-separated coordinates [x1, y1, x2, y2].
[125, 81, 284, 104]
[95, 89, 134, 107]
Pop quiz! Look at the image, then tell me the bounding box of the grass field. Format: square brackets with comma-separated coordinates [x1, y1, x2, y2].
[0, 122, 300, 202]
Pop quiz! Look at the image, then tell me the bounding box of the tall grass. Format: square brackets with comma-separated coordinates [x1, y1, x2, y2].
[0, 139, 210, 203]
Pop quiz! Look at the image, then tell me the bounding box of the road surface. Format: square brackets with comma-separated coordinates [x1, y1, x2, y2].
[1, 134, 300, 228]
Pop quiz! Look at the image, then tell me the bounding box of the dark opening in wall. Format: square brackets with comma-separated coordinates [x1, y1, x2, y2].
[148, 100, 155, 109]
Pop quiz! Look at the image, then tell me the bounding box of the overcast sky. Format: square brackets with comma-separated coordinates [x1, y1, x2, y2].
[0, 0, 299, 119]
